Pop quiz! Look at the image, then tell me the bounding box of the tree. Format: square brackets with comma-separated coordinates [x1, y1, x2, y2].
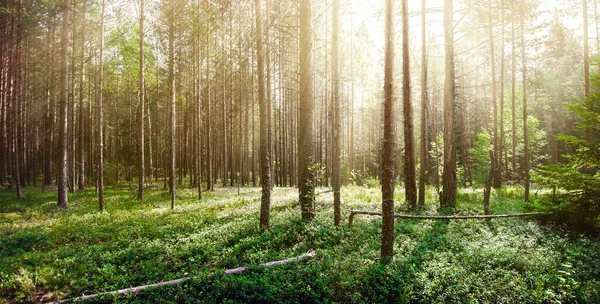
[169, 0, 176, 209]
[521, 1, 530, 202]
[584, 0, 590, 141]
[299, 0, 315, 221]
[256, 0, 272, 229]
[138, 0, 145, 201]
[402, 0, 417, 209]
[381, 0, 396, 261]
[58, 0, 70, 208]
[98, 0, 105, 212]
[533, 58, 600, 229]
[332, 0, 341, 226]
[441, 0, 456, 208]
[418, 0, 428, 207]
[78, 0, 86, 191]
[489, 0, 500, 189]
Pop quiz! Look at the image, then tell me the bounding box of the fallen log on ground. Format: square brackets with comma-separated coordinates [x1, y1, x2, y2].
[53, 249, 316, 303]
[348, 210, 549, 226]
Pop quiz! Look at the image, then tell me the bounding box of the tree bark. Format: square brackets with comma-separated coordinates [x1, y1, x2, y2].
[418, 0, 428, 207]
[138, 0, 145, 201]
[331, 0, 342, 226]
[256, 0, 272, 229]
[511, 2, 516, 180]
[78, 0, 86, 191]
[299, 0, 315, 221]
[169, 0, 176, 209]
[98, 0, 105, 212]
[206, 0, 213, 191]
[381, 0, 396, 262]
[584, 0, 591, 141]
[402, 0, 417, 209]
[441, 0, 456, 208]
[520, 3, 529, 202]
[489, 0, 500, 189]
[58, 0, 70, 208]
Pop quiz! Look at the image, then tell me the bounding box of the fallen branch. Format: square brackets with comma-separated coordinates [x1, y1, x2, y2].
[348, 210, 549, 226]
[53, 249, 316, 303]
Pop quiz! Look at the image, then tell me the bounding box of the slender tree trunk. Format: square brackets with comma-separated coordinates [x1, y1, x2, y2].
[521, 4, 529, 202]
[98, 0, 105, 211]
[58, 0, 70, 208]
[206, 0, 213, 191]
[402, 0, 417, 209]
[299, 0, 315, 221]
[44, 33, 54, 189]
[381, 0, 396, 262]
[78, 0, 86, 191]
[256, 0, 272, 229]
[418, 0, 428, 207]
[584, 0, 591, 141]
[511, 3, 516, 179]
[489, 0, 500, 189]
[138, 0, 145, 201]
[499, 0, 505, 188]
[331, 0, 341, 226]
[196, 0, 203, 199]
[169, 0, 176, 209]
[441, 0, 456, 208]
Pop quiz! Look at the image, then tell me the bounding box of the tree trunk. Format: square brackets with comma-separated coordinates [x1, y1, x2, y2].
[98, 0, 105, 211]
[511, 2, 516, 180]
[381, 0, 396, 262]
[489, 0, 501, 189]
[169, 0, 176, 209]
[584, 0, 591, 141]
[402, 0, 417, 209]
[256, 0, 272, 229]
[418, 0, 428, 207]
[521, 3, 529, 202]
[498, 0, 505, 188]
[78, 0, 86, 191]
[331, 0, 341, 226]
[441, 0, 456, 208]
[138, 0, 145, 201]
[299, 0, 315, 221]
[58, 0, 70, 208]
[206, 0, 213, 191]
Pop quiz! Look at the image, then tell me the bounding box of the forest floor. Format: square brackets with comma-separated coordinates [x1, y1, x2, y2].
[1, 184, 599, 303]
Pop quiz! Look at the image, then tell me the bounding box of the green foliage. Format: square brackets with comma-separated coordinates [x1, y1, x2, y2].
[533, 60, 600, 231]
[469, 130, 492, 186]
[0, 186, 599, 303]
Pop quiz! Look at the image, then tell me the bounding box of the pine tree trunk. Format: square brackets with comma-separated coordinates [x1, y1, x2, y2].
[78, 0, 86, 191]
[138, 0, 145, 201]
[402, 0, 417, 209]
[331, 0, 341, 226]
[584, 0, 591, 141]
[299, 0, 315, 221]
[58, 0, 70, 208]
[381, 0, 396, 262]
[498, 0, 505, 189]
[169, 0, 176, 208]
[206, 0, 213, 191]
[441, 0, 456, 208]
[521, 4, 529, 202]
[418, 0, 428, 207]
[511, 3, 516, 180]
[489, 0, 501, 189]
[256, 0, 272, 229]
[98, 0, 105, 211]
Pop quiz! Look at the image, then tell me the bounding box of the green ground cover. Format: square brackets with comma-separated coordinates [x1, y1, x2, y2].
[1, 185, 599, 303]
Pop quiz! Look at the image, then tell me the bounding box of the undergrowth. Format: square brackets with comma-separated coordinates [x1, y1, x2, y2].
[0, 185, 599, 303]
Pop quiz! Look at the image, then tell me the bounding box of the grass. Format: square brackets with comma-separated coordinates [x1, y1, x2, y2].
[0, 184, 599, 303]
